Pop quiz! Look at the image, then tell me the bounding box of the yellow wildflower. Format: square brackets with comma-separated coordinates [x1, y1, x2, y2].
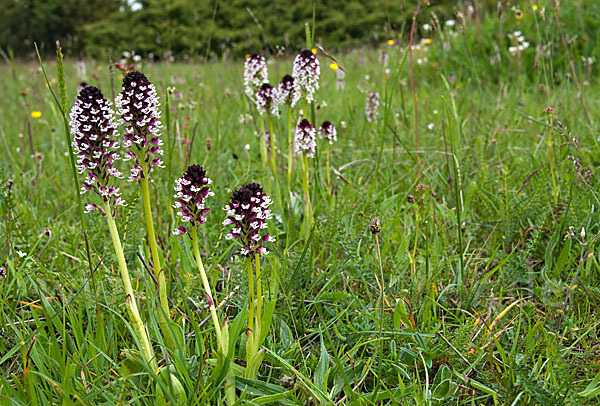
[311, 48, 317, 55]
[329, 62, 338, 71]
[424, 38, 432, 44]
[387, 39, 395, 46]
[31, 111, 42, 119]
[532, 4, 538, 11]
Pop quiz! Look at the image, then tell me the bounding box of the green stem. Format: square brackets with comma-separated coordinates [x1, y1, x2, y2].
[301, 155, 312, 238]
[191, 232, 223, 347]
[246, 256, 255, 333]
[287, 106, 293, 189]
[259, 115, 268, 169]
[547, 139, 558, 205]
[268, 116, 277, 180]
[140, 166, 175, 349]
[104, 202, 157, 370]
[254, 253, 263, 341]
[326, 142, 331, 190]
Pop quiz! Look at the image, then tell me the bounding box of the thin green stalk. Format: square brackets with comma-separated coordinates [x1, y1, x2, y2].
[246, 257, 255, 333]
[325, 142, 331, 190]
[287, 106, 293, 189]
[268, 116, 277, 180]
[190, 232, 223, 347]
[259, 115, 268, 169]
[254, 253, 263, 336]
[301, 154, 312, 238]
[140, 165, 174, 349]
[104, 202, 157, 370]
[374, 233, 384, 396]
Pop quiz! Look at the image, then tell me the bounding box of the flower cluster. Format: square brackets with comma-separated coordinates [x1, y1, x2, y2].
[318, 121, 337, 144]
[173, 164, 215, 235]
[292, 49, 320, 102]
[244, 53, 268, 98]
[277, 74, 300, 108]
[223, 183, 274, 256]
[115, 71, 164, 182]
[69, 85, 124, 216]
[255, 83, 279, 117]
[295, 118, 317, 157]
[365, 91, 380, 123]
[507, 31, 529, 55]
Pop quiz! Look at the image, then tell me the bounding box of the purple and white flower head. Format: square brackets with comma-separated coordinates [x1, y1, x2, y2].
[69, 85, 124, 216]
[222, 183, 274, 257]
[244, 53, 268, 98]
[172, 164, 215, 236]
[319, 121, 337, 144]
[365, 91, 380, 123]
[115, 71, 164, 182]
[294, 118, 317, 158]
[292, 49, 320, 103]
[255, 83, 280, 117]
[278, 74, 300, 108]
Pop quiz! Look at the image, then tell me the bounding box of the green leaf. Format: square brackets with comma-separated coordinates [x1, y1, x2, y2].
[314, 335, 330, 390]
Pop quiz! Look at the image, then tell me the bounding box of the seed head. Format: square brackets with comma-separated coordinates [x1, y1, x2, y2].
[365, 91, 380, 123]
[255, 83, 280, 117]
[222, 183, 275, 257]
[318, 121, 337, 144]
[294, 118, 316, 158]
[69, 85, 124, 216]
[244, 53, 268, 98]
[293, 49, 320, 103]
[172, 165, 215, 235]
[370, 217, 382, 234]
[278, 74, 301, 108]
[115, 71, 164, 182]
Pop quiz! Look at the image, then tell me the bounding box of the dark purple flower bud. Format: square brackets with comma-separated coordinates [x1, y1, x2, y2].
[116, 71, 164, 182]
[319, 121, 337, 144]
[173, 164, 214, 235]
[365, 91, 380, 123]
[278, 74, 300, 108]
[69, 85, 124, 216]
[222, 183, 274, 257]
[294, 118, 316, 158]
[292, 49, 320, 102]
[244, 53, 268, 98]
[255, 83, 279, 117]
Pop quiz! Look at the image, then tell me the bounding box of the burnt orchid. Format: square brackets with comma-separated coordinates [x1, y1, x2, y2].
[365, 91, 380, 124]
[278, 74, 300, 108]
[222, 182, 276, 379]
[319, 121, 337, 190]
[69, 85, 156, 369]
[294, 118, 315, 236]
[172, 164, 214, 236]
[115, 70, 164, 182]
[69, 85, 124, 216]
[255, 83, 279, 117]
[294, 118, 316, 158]
[244, 53, 268, 99]
[255, 83, 280, 178]
[244, 53, 269, 169]
[172, 164, 235, 401]
[222, 183, 274, 257]
[279, 74, 301, 187]
[293, 49, 320, 103]
[116, 70, 175, 349]
[319, 120, 337, 144]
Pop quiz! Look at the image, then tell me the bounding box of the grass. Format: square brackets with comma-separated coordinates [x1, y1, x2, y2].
[2, 5, 600, 404]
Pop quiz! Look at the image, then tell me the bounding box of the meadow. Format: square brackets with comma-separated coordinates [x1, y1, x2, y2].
[2, 3, 600, 405]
